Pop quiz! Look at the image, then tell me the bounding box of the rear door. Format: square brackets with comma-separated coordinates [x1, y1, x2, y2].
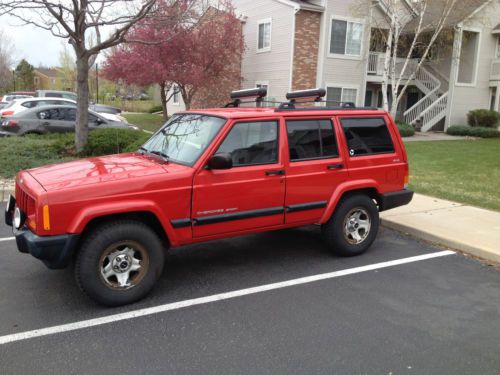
[192, 118, 286, 237]
[284, 117, 348, 224]
[338, 115, 403, 192]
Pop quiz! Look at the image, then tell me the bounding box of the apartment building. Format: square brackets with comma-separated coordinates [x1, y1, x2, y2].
[219, 0, 500, 131]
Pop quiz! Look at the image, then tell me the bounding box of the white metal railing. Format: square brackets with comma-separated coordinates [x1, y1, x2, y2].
[367, 52, 417, 79]
[404, 65, 441, 125]
[368, 52, 378, 74]
[420, 92, 449, 132]
[491, 59, 500, 80]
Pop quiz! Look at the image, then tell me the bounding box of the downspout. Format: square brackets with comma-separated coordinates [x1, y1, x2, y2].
[445, 23, 463, 130]
[288, 6, 299, 92]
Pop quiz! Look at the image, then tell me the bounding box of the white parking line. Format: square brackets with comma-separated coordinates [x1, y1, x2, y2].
[0, 237, 14, 242]
[0, 250, 454, 345]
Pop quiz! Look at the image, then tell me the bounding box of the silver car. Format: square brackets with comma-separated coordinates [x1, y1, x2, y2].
[0, 105, 137, 136]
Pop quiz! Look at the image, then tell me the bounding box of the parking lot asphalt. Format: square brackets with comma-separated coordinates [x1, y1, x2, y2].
[0, 217, 499, 374]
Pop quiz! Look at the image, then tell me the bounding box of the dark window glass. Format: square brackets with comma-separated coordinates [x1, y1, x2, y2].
[286, 119, 338, 161]
[45, 93, 63, 98]
[330, 19, 347, 54]
[217, 121, 278, 166]
[64, 108, 76, 121]
[22, 102, 35, 108]
[341, 117, 395, 156]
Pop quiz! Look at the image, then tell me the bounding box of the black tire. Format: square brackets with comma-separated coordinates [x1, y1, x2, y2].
[322, 194, 379, 257]
[75, 220, 165, 306]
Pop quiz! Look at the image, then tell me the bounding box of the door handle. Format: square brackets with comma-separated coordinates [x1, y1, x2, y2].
[327, 164, 344, 170]
[265, 170, 285, 176]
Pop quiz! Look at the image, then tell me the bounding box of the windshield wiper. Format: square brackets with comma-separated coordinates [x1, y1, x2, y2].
[149, 150, 170, 162]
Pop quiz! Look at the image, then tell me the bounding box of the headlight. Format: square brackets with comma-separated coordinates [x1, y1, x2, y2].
[13, 207, 26, 229]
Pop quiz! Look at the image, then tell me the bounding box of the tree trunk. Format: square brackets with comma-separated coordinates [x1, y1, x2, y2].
[159, 82, 169, 120]
[75, 55, 90, 153]
[180, 86, 193, 110]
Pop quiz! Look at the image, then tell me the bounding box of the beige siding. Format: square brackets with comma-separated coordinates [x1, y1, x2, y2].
[233, 0, 295, 101]
[449, 2, 500, 125]
[317, 0, 372, 105]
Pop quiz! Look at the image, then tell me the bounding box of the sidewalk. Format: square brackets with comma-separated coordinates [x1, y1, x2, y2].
[0, 179, 14, 202]
[381, 194, 500, 264]
[403, 132, 474, 142]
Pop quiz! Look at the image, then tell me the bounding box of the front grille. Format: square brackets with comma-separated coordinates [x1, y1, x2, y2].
[15, 184, 35, 215]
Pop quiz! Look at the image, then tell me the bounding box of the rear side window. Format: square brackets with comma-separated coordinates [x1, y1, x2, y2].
[216, 121, 278, 166]
[340, 117, 394, 156]
[286, 119, 338, 161]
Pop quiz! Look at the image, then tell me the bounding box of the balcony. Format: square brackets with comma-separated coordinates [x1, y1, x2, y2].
[367, 52, 417, 82]
[491, 58, 500, 81]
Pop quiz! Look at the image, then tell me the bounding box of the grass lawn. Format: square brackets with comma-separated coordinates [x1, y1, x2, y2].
[124, 113, 165, 133]
[100, 99, 160, 113]
[405, 139, 500, 211]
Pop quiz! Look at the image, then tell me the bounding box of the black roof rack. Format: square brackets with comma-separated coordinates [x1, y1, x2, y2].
[222, 87, 382, 112]
[225, 88, 267, 108]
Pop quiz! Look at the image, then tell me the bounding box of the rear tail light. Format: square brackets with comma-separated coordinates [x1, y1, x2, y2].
[1, 111, 14, 116]
[404, 164, 410, 188]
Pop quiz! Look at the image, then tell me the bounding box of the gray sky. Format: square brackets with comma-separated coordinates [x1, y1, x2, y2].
[3, 17, 64, 67]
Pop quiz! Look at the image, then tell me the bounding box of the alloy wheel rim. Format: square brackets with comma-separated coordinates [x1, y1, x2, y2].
[99, 241, 149, 290]
[343, 207, 371, 245]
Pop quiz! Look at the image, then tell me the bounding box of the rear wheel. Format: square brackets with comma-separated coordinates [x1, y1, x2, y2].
[322, 194, 379, 257]
[75, 220, 165, 306]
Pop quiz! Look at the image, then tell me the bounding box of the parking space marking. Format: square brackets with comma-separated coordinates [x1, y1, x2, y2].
[0, 237, 14, 242]
[0, 250, 454, 345]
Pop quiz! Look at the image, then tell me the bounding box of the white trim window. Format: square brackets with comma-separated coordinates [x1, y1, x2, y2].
[329, 17, 363, 57]
[172, 85, 180, 105]
[326, 86, 358, 105]
[257, 18, 272, 52]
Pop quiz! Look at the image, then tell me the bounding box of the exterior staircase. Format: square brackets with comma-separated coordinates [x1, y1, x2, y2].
[403, 65, 448, 132]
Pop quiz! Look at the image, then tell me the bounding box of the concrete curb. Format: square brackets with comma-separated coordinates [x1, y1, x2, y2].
[381, 218, 500, 264]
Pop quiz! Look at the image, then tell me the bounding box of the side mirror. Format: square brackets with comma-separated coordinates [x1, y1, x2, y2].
[207, 153, 233, 170]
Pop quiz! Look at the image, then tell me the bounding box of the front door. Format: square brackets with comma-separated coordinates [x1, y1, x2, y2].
[284, 118, 348, 224]
[192, 119, 285, 237]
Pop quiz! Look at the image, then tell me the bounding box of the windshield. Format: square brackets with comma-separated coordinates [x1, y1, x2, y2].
[141, 114, 226, 166]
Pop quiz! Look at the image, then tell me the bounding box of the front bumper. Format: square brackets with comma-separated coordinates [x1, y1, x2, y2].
[379, 189, 414, 211]
[14, 228, 80, 269]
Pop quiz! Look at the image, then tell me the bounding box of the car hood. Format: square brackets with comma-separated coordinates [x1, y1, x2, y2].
[27, 153, 184, 191]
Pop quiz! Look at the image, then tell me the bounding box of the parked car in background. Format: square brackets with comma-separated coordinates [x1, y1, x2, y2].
[2, 94, 33, 103]
[36, 90, 77, 101]
[9, 91, 36, 97]
[0, 105, 137, 136]
[0, 97, 127, 123]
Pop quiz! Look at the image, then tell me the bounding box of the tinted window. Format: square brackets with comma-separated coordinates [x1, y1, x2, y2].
[22, 102, 35, 108]
[286, 119, 338, 161]
[217, 121, 278, 166]
[341, 117, 395, 156]
[45, 93, 63, 98]
[38, 108, 62, 120]
[63, 108, 76, 121]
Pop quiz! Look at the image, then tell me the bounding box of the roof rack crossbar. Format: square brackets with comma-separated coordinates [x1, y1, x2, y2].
[224, 87, 267, 108]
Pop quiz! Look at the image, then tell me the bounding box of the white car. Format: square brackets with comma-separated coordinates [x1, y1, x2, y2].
[0, 97, 128, 123]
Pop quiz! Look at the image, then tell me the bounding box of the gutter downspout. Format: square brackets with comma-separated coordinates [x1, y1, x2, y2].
[288, 6, 299, 91]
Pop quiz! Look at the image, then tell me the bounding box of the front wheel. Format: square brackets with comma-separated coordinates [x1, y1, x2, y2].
[322, 194, 379, 257]
[75, 220, 165, 306]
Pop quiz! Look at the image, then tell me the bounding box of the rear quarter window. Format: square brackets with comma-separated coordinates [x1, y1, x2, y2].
[340, 117, 395, 157]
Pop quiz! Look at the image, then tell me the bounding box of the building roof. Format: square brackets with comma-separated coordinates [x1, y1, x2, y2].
[35, 68, 61, 78]
[275, 0, 324, 12]
[406, 0, 489, 30]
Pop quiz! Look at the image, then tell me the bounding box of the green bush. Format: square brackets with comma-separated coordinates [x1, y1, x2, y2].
[446, 125, 500, 138]
[396, 121, 415, 137]
[148, 104, 163, 113]
[466, 109, 500, 128]
[52, 129, 151, 157]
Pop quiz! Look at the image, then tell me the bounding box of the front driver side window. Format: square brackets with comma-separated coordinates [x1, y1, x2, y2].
[216, 121, 279, 166]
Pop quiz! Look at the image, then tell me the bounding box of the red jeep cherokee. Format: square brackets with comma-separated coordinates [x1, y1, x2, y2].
[5, 88, 413, 306]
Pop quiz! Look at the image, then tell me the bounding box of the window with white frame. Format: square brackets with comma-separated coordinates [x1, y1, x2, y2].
[326, 86, 358, 105]
[329, 18, 363, 56]
[257, 19, 272, 52]
[496, 36, 500, 58]
[172, 85, 180, 105]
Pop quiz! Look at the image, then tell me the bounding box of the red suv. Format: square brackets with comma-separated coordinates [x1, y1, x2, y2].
[5, 88, 413, 306]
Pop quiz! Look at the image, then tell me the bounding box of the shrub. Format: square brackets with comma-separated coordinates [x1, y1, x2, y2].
[396, 121, 415, 137]
[148, 104, 163, 114]
[52, 129, 151, 157]
[446, 125, 500, 138]
[466, 109, 500, 128]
